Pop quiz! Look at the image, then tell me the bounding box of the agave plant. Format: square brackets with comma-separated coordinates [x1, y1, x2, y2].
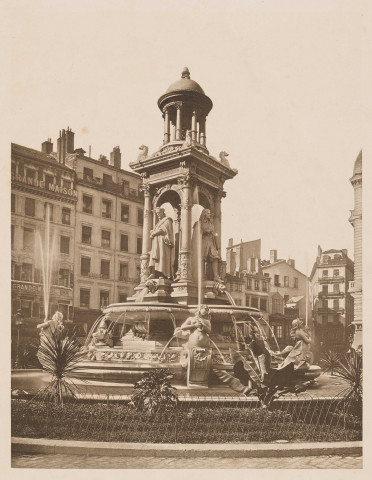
[130, 368, 178, 415]
[334, 350, 362, 403]
[320, 350, 342, 376]
[35, 329, 86, 405]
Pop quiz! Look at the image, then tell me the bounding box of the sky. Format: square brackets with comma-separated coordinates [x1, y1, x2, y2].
[4, 0, 365, 275]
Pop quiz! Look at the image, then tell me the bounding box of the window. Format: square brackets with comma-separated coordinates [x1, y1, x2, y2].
[102, 199, 112, 218]
[45, 174, 53, 188]
[323, 255, 330, 264]
[25, 198, 35, 217]
[334, 269, 339, 277]
[251, 297, 259, 309]
[294, 277, 298, 288]
[59, 269, 70, 287]
[58, 303, 69, 320]
[101, 260, 110, 279]
[119, 293, 127, 303]
[100, 290, 109, 308]
[101, 230, 111, 248]
[11, 162, 16, 175]
[262, 281, 267, 292]
[23, 228, 34, 250]
[274, 275, 280, 286]
[246, 278, 251, 289]
[254, 279, 260, 291]
[245, 295, 250, 306]
[83, 195, 92, 214]
[82, 225, 92, 244]
[11, 194, 15, 213]
[119, 263, 129, 281]
[80, 289, 90, 308]
[11, 225, 14, 249]
[137, 208, 144, 226]
[62, 179, 71, 190]
[20, 299, 32, 317]
[44, 203, 53, 221]
[83, 167, 93, 180]
[235, 299, 242, 306]
[137, 237, 142, 254]
[322, 299, 328, 308]
[260, 298, 267, 312]
[122, 180, 130, 195]
[62, 208, 71, 225]
[32, 302, 40, 318]
[284, 276, 289, 287]
[102, 174, 112, 185]
[60, 236, 70, 254]
[333, 299, 340, 310]
[284, 294, 289, 303]
[81, 257, 91, 276]
[333, 283, 340, 293]
[26, 168, 35, 179]
[322, 284, 328, 293]
[272, 298, 283, 314]
[274, 325, 283, 339]
[21, 263, 33, 282]
[121, 204, 129, 223]
[323, 270, 328, 277]
[120, 234, 129, 252]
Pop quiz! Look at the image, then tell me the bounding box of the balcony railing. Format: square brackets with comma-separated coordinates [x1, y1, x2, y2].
[318, 291, 344, 298]
[77, 173, 144, 203]
[319, 276, 344, 283]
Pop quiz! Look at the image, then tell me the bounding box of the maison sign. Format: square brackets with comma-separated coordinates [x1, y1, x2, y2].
[11, 173, 78, 198]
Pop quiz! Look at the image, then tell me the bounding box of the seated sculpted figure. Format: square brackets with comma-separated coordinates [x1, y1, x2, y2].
[265, 318, 312, 370]
[149, 207, 175, 279]
[37, 310, 64, 338]
[174, 305, 211, 349]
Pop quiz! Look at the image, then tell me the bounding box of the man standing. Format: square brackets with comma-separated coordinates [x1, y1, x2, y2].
[149, 207, 174, 279]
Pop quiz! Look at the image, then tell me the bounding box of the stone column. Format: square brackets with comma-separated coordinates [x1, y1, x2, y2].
[214, 189, 225, 257]
[139, 182, 152, 283]
[179, 175, 192, 281]
[176, 103, 182, 141]
[199, 117, 206, 146]
[191, 109, 198, 142]
[163, 108, 170, 144]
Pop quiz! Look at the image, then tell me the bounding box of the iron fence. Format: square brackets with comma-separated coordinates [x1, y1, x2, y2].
[11, 391, 362, 444]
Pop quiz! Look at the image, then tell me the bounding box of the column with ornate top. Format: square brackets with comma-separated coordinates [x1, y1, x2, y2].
[139, 181, 152, 284]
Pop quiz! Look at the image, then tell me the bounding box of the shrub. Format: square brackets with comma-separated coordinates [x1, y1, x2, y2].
[320, 350, 342, 376]
[130, 368, 178, 415]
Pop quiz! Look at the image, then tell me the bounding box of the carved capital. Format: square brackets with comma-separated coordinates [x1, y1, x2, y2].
[139, 182, 151, 195]
[178, 173, 191, 188]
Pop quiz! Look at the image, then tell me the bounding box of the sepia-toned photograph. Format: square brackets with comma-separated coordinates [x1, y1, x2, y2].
[5, 0, 366, 472]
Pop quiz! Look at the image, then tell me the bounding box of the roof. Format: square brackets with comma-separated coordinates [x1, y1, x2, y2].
[287, 296, 304, 304]
[353, 150, 362, 175]
[261, 259, 308, 278]
[165, 67, 205, 95]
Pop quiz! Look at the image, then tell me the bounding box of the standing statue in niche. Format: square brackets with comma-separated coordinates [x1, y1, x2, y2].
[149, 207, 175, 279]
[192, 208, 222, 282]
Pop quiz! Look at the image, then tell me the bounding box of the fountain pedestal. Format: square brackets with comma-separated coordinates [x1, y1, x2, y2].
[187, 347, 212, 387]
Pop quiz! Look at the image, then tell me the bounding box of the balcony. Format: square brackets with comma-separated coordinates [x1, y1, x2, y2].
[318, 291, 344, 298]
[317, 307, 345, 314]
[319, 275, 344, 283]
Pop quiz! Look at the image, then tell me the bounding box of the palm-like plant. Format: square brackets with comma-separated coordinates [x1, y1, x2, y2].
[320, 350, 342, 376]
[334, 350, 362, 403]
[35, 329, 86, 405]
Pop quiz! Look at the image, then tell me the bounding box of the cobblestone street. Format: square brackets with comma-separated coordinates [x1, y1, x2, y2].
[12, 453, 362, 469]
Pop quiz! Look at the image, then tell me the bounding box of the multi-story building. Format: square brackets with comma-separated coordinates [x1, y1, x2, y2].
[11, 141, 77, 353]
[348, 151, 362, 351]
[261, 250, 310, 349]
[11, 128, 144, 340]
[310, 246, 354, 355]
[225, 239, 270, 321]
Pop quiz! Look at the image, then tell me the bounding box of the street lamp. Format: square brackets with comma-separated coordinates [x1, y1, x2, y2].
[15, 310, 24, 369]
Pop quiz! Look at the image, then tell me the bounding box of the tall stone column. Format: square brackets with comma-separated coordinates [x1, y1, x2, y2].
[139, 182, 152, 283]
[178, 175, 192, 281]
[214, 189, 225, 257]
[163, 108, 170, 144]
[199, 117, 206, 146]
[175, 103, 182, 141]
[191, 109, 198, 142]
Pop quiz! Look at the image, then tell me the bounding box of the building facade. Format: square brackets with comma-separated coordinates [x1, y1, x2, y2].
[310, 247, 354, 355]
[348, 151, 362, 350]
[11, 128, 144, 341]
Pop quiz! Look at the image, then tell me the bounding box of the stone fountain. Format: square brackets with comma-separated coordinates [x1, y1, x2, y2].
[73, 68, 321, 389]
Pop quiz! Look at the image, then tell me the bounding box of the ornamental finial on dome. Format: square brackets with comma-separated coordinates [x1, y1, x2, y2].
[181, 67, 190, 79]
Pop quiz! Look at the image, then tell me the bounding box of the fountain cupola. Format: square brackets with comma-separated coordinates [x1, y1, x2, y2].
[158, 67, 213, 152]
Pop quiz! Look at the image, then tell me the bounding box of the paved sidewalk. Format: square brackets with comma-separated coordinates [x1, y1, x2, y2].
[12, 452, 362, 469]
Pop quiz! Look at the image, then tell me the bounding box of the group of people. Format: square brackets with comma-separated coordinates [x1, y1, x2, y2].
[148, 207, 222, 282]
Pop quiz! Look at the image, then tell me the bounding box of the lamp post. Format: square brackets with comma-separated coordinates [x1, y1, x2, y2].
[15, 310, 24, 369]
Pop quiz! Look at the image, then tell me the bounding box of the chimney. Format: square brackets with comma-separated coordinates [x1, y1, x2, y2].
[270, 249, 277, 264]
[99, 154, 109, 165]
[255, 258, 260, 273]
[288, 258, 295, 268]
[41, 138, 53, 154]
[228, 238, 234, 248]
[110, 146, 121, 169]
[57, 129, 66, 164]
[66, 127, 75, 153]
